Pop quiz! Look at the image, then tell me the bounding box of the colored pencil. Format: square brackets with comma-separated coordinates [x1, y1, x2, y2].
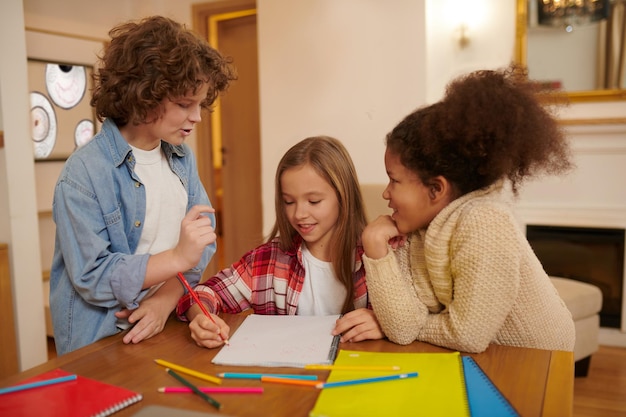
[218, 372, 317, 380]
[158, 386, 263, 394]
[154, 359, 222, 385]
[176, 272, 229, 345]
[304, 364, 401, 371]
[315, 372, 418, 389]
[260, 376, 320, 387]
[0, 374, 77, 395]
[166, 368, 222, 410]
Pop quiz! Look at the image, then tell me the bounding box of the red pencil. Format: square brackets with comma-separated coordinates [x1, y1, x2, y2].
[176, 272, 230, 345]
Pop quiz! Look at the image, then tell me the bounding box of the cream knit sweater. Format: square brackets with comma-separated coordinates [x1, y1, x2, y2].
[363, 183, 575, 353]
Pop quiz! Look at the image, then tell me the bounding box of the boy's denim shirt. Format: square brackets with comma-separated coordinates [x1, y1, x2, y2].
[50, 118, 216, 355]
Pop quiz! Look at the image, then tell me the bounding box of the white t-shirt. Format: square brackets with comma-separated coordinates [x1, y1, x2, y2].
[131, 144, 187, 255]
[297, 245, 347, 316]
[117, 144, 187, 329]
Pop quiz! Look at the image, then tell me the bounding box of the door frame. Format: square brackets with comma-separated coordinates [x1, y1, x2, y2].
[192, 0, 258, 277]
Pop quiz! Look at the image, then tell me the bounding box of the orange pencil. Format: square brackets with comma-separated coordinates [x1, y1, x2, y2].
[260, 376, 320, 387]
[176, 272, 229, 345]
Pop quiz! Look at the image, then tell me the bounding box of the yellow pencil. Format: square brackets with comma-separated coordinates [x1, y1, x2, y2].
[154, 359, 222, 385]
[304, 364, 401, 371]
[260, 376, 320, 387]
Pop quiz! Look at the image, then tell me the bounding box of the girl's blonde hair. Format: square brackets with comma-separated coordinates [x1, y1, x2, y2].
[268, 136, 367, 313]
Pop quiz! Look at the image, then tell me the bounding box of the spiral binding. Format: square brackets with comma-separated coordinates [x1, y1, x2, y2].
[93, 393, 143, 417]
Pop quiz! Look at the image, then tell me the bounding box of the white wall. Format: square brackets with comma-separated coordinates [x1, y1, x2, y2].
[256, 0, 518, 234]
[257, 0, 427, 234]
[0, 0, 47, 370]
[425, 0, 517, 103]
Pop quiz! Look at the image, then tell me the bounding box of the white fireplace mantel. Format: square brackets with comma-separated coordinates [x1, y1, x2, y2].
[515, 204, 626, 231]
[514, 121, 626, 347]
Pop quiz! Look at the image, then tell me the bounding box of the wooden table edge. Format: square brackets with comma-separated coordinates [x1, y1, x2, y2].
[542, 350, 574, 417]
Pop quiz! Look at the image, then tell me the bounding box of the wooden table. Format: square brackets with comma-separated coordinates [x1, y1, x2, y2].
[0, 314, 573, 417]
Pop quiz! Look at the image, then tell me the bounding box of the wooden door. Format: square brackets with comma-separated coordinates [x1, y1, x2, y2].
[193, 1, 263, 278]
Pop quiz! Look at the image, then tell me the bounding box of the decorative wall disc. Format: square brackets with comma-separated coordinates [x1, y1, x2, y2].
[30, 92, 57, 159]
[74, 119, 95, 148]
[45, 64, 87, 109]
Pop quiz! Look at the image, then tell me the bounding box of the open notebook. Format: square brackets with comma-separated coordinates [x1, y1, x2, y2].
[0, 368, 142, 417]
[212, 314, 340, 367]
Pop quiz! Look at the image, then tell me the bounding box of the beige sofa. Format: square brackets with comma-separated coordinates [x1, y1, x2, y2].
[360, 184, 602, 377]
[549, 277, 602, 376]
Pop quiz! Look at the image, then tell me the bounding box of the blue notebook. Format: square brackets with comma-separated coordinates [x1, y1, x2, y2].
[461, 356, 520, 417]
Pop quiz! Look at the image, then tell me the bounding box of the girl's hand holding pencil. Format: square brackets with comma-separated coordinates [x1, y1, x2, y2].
[189, 310, 231, 348]
[178, 272, 231, 348]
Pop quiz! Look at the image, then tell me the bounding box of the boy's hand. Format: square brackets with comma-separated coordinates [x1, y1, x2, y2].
[117, 295, 172, 344]
[174, 205, 217, 271]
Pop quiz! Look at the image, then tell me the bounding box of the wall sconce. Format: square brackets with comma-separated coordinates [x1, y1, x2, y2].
[458, 23, 470, 48]
[537, 0, 609, 32]
[447, 0, 486, 49]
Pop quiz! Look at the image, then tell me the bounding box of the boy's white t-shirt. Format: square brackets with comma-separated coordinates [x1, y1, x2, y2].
[297, 245, 347, 316]
[131, 144, 187, 255]
[117, 144, 187, 329]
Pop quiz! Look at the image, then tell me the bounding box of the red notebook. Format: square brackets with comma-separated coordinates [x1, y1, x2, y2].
[0, 368, 143, 417]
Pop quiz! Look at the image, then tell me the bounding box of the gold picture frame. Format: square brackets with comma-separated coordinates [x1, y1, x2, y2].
[514, 0, 626, 103]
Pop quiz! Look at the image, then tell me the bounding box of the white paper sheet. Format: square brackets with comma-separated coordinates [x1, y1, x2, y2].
[211, 314, 340, 368]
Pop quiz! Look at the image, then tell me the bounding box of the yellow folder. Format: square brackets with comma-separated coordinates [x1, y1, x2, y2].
[309, 350, 469, 417]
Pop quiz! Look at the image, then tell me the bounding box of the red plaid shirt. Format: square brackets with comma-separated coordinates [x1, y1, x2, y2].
[176, 235, 369, 318]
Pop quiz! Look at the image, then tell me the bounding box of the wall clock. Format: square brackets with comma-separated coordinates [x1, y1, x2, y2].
[29, 91, 57, 159]
[45, 64, 87, 110]
[74, 119, 95, 148]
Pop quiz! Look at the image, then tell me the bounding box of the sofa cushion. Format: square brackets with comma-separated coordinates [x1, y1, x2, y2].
[360, 184, 390, 222]
[550, 276, 603, 321]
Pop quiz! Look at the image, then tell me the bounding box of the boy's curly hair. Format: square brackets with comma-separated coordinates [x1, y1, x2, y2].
[387, 64, 573, 195]
[91, 15, 237, 126]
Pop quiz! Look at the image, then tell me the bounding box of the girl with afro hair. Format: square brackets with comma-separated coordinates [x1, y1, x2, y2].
[362, 64, 575, 353]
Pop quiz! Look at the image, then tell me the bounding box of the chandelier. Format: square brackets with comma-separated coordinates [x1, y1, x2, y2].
[537, 0, 610, 31]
